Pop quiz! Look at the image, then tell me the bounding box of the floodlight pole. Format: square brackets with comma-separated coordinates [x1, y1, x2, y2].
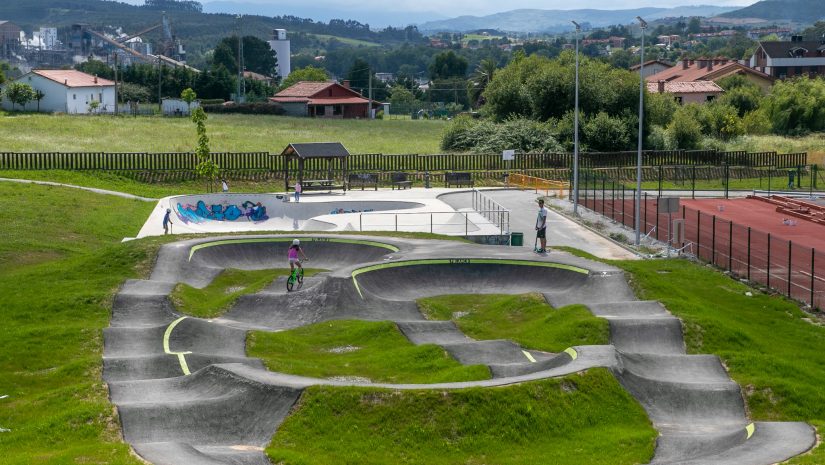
[635, 16, 647, 246]
[572, 20, 581, 215]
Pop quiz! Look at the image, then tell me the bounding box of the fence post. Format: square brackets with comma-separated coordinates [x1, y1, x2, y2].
[697, 210, 701, 257]
[747, 227, 751, 280]
[712, 215, 717, 265]
[724, 163, 730, 199]
[395, 214, 398, 232]
[811, 248, 816, 308]
[768, 168, 772, 195]
[692, 164, 696, 200]
[767, 233, 771, 288]
[644, 192, 648, 235]
[729, 221, 733, 271]
[602, 177, 606, 216]
[622, 185, 626, 225]
[431, 213, 433, 234]
[788, 240, 793, 297]
[360, 213, 363, 231]
[658, 164, 663, 197]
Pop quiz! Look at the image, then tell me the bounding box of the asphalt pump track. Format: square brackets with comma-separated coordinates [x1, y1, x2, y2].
[104, 235, 815, 465]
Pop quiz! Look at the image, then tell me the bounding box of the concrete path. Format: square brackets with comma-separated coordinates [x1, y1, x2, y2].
[0, 177, 157, 201]
[440, 189, 637, 260]
[104, 235, 814, 465]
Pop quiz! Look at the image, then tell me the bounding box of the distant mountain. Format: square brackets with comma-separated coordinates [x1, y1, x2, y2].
[202, 1, 447, 27]
[419, 6, 740, 34]
[720, 0, 825, 22]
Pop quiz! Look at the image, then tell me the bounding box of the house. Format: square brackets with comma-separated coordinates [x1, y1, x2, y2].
[0, 69, 116, 113]
[646, 57, 774, 92]
[630, 60, 674, 79]
[0, 21, 21, 48]
[750, 36, 825, 79]
[647, 80, 724, 105]
[270, 80, 381, 119]
[243, 71, 274, 86]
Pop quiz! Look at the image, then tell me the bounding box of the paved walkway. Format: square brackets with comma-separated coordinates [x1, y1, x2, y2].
[440, 189, 637, 260]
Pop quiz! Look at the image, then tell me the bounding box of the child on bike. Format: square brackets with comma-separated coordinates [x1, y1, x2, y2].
[288, 239, 308, 273]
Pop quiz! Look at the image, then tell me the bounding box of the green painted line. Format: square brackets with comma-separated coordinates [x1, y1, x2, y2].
[188, 237, 399, 261]
[350, 259, 590, 299]
[564, 347, 578, 360]
[163, 317, 192, 376]
[521, 350, 537, 363]
[746, 423, 755, 439]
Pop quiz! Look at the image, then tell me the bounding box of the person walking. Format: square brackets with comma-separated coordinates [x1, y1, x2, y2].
[535, 199, 549, 253]
[221, 178, 229, 193]
[294, 180, 302, 202]
[163, 208, 174, 235]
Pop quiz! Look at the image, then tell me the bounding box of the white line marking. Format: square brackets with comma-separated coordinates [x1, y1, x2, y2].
[522, 350, 537, 363]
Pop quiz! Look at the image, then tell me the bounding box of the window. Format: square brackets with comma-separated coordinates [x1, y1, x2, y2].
[706, 95, 715, 102]
[73, 94, 76, 100]
[675, 96, 683, 105]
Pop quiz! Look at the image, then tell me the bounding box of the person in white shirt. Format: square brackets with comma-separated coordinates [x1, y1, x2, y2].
[535, 199, 549, 253]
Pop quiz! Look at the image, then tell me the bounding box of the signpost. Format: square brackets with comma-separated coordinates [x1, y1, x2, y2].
[503, 149, 514, 187]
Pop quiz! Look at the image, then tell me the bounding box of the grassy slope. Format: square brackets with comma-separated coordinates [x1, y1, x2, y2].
[267, 369, 656, 465]
[617, 258, 825, 462]
[170, 268, 323, 318]
[0, 113, 446, 154]
[418, 293, 609, 352]
[0, 182, 154, 465]
[248, 320, 490, 383]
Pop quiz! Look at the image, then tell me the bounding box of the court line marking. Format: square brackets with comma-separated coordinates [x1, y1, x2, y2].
[564, 347, 578, 360]
[746, 423, 755, 440]
[522, 350, 536, 363]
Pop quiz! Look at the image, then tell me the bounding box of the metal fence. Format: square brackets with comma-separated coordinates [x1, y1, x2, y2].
[575, 170, 825, 310]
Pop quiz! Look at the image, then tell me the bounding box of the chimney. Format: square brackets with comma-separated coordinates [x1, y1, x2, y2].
[94, 75, 98, 84]
[342, 80, 350, 89]
[64, 79, 68, 85]
[682, 59, 689, 70]
[708, 60, 714, 71]
[658, 80, 666, 93]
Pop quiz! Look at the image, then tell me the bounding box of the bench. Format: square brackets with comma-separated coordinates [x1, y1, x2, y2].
[391, 172, 413, 190]
[293, 179, 345, 192]
[348, 173, 379, 191]
[445, 171, 474, 188]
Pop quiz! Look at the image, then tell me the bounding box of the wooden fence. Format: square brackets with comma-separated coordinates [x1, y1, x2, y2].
[0, 150, 808, 177]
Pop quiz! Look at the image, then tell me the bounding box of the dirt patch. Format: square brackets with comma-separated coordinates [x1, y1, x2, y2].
[327, 345, 360, 354]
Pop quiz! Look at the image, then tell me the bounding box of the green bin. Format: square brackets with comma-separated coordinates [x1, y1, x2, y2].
[510, 232, 523, 246]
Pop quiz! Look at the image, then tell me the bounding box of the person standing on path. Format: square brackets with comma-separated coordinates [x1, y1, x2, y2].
[221, 178, 229, 193]
[163, 208, 174, 235]
[535, 199, 549, 253]
[294, 181, 302, 202]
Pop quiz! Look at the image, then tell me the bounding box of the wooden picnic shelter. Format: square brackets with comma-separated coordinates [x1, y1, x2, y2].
[281, 142, 350, 192]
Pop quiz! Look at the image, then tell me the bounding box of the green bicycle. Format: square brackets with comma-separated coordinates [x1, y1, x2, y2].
[286, 264, 304, 291]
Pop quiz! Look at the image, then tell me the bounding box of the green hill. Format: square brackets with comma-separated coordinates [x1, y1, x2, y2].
[721, 0, 825, 22]
[0, 0, 421, 67]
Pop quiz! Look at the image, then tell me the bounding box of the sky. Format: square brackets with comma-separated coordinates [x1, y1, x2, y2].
[126, 0, 757, 18]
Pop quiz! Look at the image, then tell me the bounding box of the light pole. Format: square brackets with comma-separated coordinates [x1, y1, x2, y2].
[572, 21, 581, 215]
[635, 16, 647, 246]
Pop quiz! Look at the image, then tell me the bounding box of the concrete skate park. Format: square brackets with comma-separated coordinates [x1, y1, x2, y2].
[106, 188, 815, 465]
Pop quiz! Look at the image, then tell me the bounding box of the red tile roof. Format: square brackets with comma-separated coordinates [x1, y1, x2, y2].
[275, 81, 336, 97]
[647, 81, 724, 94]
[32, 69, 115, 88]
[645, 60, 772, 85]
[307, 97, 370, 105]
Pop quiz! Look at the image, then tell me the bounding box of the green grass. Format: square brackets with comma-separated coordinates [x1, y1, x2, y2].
[418, 293, 609, 352]
[724, 134, 825, 165]
[0, 113, 446, 153]
[248, 320, 490, 384]
[311, 33, 381, 47]
[266, 368, 656, 465]
[170, 268, 324, 318]
[0, 182, 155, 465]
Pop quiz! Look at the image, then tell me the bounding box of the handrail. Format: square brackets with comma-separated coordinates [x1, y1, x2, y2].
[357, 209, 508, 236]
[509, 173, 569, 197]
[471, 189, 511, 234]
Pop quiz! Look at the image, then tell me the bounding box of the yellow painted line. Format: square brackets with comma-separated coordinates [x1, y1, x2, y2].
[564, 347, 578, 360]
[188, 237, 398, 261]
[350, 258, 589, 299]
[163, 317, 192, 376]
[746, 423, 755, 439]
[522, 350, 536, 363]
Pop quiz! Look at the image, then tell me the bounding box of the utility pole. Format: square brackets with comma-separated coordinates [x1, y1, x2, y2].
[113, 53, 119, 116]
[368, 65, 373, 119]
[635, 16, 647, 246]
[157, 54, 162, 113]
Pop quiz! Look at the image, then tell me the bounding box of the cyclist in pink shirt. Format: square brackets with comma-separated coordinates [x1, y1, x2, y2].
[288, 239, 308, 273]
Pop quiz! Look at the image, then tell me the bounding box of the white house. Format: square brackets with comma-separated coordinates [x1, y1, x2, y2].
[1, 69, 116, 114]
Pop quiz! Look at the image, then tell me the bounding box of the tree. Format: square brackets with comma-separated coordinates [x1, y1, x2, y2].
[279, 66, 329, 90]
[212, 36, 278, 77]
[88, 100, 100, 114]
[33, 89, 45, 112]
[468, 58, 497, 107]
[191, 107, 220, 192]
[119, 82, 152, 103]
[762, 76, 825, 135]
[429, 51, 468, 79]
[181, 87, 197, 113]
[388, 85, 417, 113]
[346, 58, 388, 101]
[4, 82, 35, 110]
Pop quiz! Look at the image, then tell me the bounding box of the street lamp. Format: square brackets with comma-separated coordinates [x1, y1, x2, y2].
[572, 20, 581, 215]
[635, 16, 647, 246]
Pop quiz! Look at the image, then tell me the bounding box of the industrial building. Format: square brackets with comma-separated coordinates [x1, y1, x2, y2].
[267, 29, 291, 79]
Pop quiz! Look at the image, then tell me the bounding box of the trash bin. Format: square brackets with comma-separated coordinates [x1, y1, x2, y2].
[510, 232, 523, 246]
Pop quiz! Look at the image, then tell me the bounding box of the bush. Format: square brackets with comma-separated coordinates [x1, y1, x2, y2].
[202, 102, 285, 115]
[705, 104, 744, 140]
[440, 116, 562, 154]
[583, 112, 632, 152]
[665, 112, 702, 149]
[717, 85, 763, 117]
[762, 76, 825, 135]
[742, 109, 772, 135]
[440, 115, 477, 151]
[647, 125, 668, 150]
[199, 98, 225, 105]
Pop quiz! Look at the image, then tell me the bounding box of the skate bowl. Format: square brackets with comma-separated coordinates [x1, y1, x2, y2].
[104, 235, 815, 465]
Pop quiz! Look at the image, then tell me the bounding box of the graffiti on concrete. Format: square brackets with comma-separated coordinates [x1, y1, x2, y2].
[176, 200, 269, 223]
